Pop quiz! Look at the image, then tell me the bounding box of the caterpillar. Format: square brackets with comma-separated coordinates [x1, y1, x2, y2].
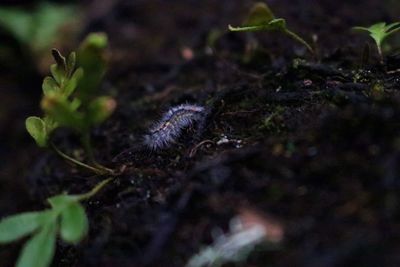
[143, 104, 206, 150]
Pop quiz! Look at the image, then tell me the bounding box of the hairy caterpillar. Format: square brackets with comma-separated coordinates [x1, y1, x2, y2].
[143, 104, 206, 150]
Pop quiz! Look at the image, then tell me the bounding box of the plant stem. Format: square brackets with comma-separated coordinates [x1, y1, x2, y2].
[377, 44, 384, 65]
[50, 142, 107, 175]
[284, 29, 315, 56]
[81, 132, 97, 165]
[76, 177, 113, 201]
[80, 132, 114, 174]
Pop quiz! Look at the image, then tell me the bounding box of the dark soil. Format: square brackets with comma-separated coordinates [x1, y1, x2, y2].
[1, 0, 400, 266]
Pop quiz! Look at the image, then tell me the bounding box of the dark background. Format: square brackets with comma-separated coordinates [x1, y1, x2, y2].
[0, 1, 399, 266]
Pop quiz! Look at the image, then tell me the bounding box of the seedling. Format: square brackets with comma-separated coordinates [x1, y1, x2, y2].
[353, 22, 400, 64]
[26, 33, 116, 175]
[228, 2, 315, 55]
[0, 178, 112, 267]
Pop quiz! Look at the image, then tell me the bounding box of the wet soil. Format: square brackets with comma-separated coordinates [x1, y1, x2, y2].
[1, 0, 400, 266]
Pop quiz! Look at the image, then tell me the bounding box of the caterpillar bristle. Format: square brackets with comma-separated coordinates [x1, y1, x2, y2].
[143, 104, 205, 150]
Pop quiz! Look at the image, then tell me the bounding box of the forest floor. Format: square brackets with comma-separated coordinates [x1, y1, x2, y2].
[1, 1, 400, 266]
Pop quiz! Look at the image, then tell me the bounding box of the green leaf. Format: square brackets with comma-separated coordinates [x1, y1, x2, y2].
[0, 3, 77, 55]
[50, 64, 65, 85]
[42, 76, 59, 96]
[243, 2, 275, 26]
[25, 116, 48, 147]
[370, 23, 387, 46]
[228, 2, 313, 54]
[49, 49, 68, 85]
[51, 49, 67, 72]
[229, 2, 285, 32]
[87, 96, 116, 125]
[269, 18, 286, 29]
[47, 194, 88, 244]
[229, 18, 286, 32]
[353, 22, 400, 48]
[43, 115, 58, 134]
[41, 94, 85, 131]
[64, 67, 83, 96]
[66, 51, 77, 77]
[70, 97, 82, 111]
[16, 222, 57, 267]
[0, 7, 33, 45]
[387, 22, 400, 35]
[352, 26, 369, 32]
[0, 212, 43, 243]
[60, 201, 88, 244]
[47, 194, 75, 211]
[30, 3, 77, 54]
[81, 32, 108, 49]
[77, 32, 108, 103]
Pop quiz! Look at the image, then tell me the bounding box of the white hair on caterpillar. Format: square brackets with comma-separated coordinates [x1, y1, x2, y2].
[143, 104, 205, 150]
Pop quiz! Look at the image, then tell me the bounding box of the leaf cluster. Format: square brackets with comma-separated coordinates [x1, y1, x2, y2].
[353, 22, 400, 60]
[0, 194, 88, 267]
[26, 33, 116, 148]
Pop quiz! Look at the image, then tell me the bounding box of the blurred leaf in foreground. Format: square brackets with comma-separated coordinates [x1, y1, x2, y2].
[0, 2, 81, 73]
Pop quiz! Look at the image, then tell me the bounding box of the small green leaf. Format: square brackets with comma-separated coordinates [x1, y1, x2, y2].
[387, 22, 400, 35]
[243, 2, 275, 26]
[229, 2, 284, 32]
[228, 2, 313, 55]
[51, 48, 66, 71]
[25, 116, 48, 147]
[0, 212, 43, 243]
[43, 116, 58, 134]
[48, 194, 89, 244]
[0, 7, 33, 45]
[50, 63, 65, 85]
[81, 32, 108, 49]
[87, 96, 116, 125]
[370, 24, 387, 46]
[66, 51, 76, 77]
[16, 222, 57, 267]
[41, 94, 85, 131]
[64, 67, 83, 96]
[77, 32, 108, 103]
[29, 3, 77, 54]
[229, 18, 286, 32]
[70, 97, 82, 111]
[42, 76, 59, 96]
[49, 49, 69, 85]
[353, 22, 400, 50]
[228, 24, 259, 32]
[60, 201, 88, 244]
[47, 194, 75, 211]
[0, 3, 77, 56]
[352, 26, 369, 32]
[269, 18, 286, 30]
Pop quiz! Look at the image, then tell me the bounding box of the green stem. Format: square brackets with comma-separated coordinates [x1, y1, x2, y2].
[80, 132, 114, 174]
[377, 44, 384, 65]
[50, 142, 106, 175]
[76, 177, 113, 201]
[81, 132, 96, 165]
[284, 29, 315, 56]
